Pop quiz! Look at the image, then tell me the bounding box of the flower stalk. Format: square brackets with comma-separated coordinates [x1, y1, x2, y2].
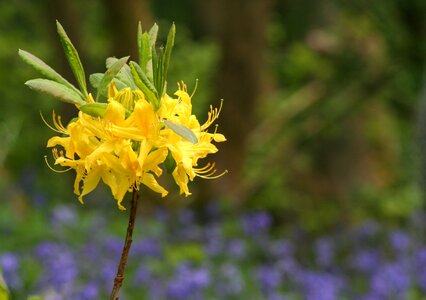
[20, 21, 227, 295]
[110, 187, 139, 300]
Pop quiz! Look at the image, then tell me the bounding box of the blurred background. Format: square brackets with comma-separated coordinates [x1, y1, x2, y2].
[1, 0, 426, 299]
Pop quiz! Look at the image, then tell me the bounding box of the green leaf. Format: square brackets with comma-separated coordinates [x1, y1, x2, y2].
[56, 20, 88, 97]
[79, 103, 108, 117]
[161, 23, 175, 96]
[164, 150, 177, 173]
[130, 61, 158, 96]
[137, 22, 145, 67]
[156, 47, 164, 97]
[18, 49, 83, 98]
[130, 63, 159, 108]
[138, 22, 158, 80]
[80, 102, 131, 118]
[89, 73, 103, 89]
[113, 78, 129, 91]
[163, 119, 198, 144]
[143, 34, 154, 80]
[148, 23, 159, 50]
[151, 46, 159, 94]
[96, 56, 129, 100]
[25, 79, 86, 106]
[28, 296, 43, 300]
[106, 57, 137, 90]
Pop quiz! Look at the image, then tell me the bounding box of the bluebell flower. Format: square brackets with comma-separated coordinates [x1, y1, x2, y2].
[0, 253, 19, 273]
[100, 262, 116, 289]
[35, 242, 61, 258]
[227, 239, 247, 259]
[50, 205, 77, 227]
[315, 237, 335, 267]
[103, 237, 123, 257]
[154, 208, 170, 222]
[276, 257, 299, 277]
[350, 248, 381, 273]
[256, 265, 282, 294]
[82, 243, 100, 261]
[216, 263, 244, 297]
[148, 278, 167, 299]
[353, 220, 379, 240]
[369, 262, 410, 298]
[388, 230, 410, 253]
[269, 239, 294, 258]
[190, 268, 210, 289]
[133, 238, 161, 257]
[178, 209, 195, 225]
[79, 282, 99, 300]
[35, 242, 78, 292]
[204, 201, 220, 219]
[413, 247, 426, 291]
[241, 211, 272, 235]
[167, 265, 210, 299]
[204, 235, 225, 257]
[0, 252, 21, 289]
[297, 271, 342, 300]
[32, 193, 47, 207]
[134, 265, 152, 285]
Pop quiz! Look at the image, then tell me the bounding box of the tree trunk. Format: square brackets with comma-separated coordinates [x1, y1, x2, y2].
[103, 0, 153, 60]
[201, 0, 272, 202]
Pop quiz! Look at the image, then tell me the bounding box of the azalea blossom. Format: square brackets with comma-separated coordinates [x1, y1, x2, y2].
[46, 81, 225, 209]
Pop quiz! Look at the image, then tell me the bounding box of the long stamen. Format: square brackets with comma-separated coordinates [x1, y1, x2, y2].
[194, 162, 216, 174]
[52, 111, 68, 132]
[197, 169, 228, 179]
[194, 162, 228, 179]
[190, 79, 199, 98]
[44, 153, 72, 173]
[202, 99, 224, 131]
[40, 111, 66, 134]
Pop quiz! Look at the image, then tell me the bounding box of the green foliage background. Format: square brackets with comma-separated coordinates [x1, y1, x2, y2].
[0, 0, 425, 231]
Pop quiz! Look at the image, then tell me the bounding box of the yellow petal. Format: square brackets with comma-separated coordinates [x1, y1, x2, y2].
[172, 167, 191, 196]
[104, 100, 126, 123]
[78, 167, 101, 204]
[141, 173, 168, 197]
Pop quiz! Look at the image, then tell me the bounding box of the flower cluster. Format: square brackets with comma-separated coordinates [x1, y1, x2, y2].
[47, 82, 225, 209]
[20, 21, 226, 209]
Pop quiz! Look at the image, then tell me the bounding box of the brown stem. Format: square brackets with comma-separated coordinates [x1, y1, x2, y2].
[110, 188, 139, 300]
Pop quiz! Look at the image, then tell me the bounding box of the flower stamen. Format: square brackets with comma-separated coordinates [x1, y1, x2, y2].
[194, 162, 228, 179]
[40, 111, 67, 134]
[44, 150, 72, 173]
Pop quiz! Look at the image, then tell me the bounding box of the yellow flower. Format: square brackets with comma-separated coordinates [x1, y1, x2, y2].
[158, 83, 227, 196]
[45, 81, 225, 209]
[47, 86, 167, 210]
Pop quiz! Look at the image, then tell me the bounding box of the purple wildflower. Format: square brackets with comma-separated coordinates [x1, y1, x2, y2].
[370, 262, 410, 298]
[216, 264, 244, 297]
[351, 249, 381, 273]
[167, 265, 210, 299]
[241, 212, 272, 235]
[227, 239, 247, 259]
[79, 282, 99, 300]
[133, 238, 161, 257]
[0, 252, 21, 289]
[297, 271, 342, 300]
[50, 205, 77, 227]
[315, 237, 335, 267]
[256, 265, 282, 293]
[389, 230, 410, 253]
